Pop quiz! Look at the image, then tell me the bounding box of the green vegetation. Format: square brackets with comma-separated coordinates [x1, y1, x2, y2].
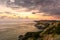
[18, 21, 60, 40]
[55, 23, 60, 34]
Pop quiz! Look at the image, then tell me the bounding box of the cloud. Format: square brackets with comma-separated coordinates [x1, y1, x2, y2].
[5, 0, 60, 15]
[32, 0, 60, 15]
[0, 0, 60, 19]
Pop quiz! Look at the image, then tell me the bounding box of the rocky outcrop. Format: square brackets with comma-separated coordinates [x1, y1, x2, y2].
[18, 20, 60, 40]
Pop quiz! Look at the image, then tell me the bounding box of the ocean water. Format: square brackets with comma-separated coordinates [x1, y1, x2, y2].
[0, 19, 39, 40]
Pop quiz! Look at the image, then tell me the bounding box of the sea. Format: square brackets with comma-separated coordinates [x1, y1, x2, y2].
[0, 19, 39, 40]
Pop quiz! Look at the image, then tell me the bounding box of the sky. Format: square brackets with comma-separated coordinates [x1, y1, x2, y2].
[0, 0, 60, 20]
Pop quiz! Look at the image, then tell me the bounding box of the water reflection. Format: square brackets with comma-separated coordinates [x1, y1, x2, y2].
[0, 21, 39, 40]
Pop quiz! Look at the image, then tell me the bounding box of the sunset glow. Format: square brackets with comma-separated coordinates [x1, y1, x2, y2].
[17, 12, 32, 18]
[0, 11, 58, 20]
[0, 2, 60, 20]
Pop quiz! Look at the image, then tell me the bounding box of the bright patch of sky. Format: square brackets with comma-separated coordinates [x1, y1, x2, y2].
[10, 0, 15, 2]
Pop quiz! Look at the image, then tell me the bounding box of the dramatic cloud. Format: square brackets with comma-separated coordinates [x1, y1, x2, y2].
[5, 0, 60, 15]
[0, 0, 60, 20]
